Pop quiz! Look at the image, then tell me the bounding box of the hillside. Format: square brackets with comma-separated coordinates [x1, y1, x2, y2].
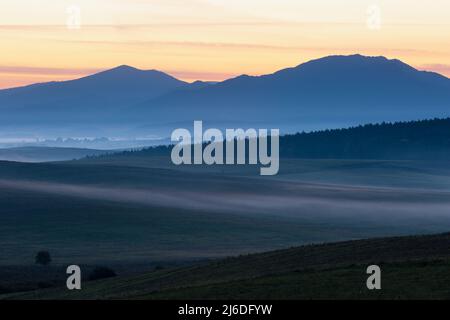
[280, 118, 450, 160]
[2, 157, 450, 267]
[4, 232, 450, 299]
[90, 118, 450, 161]
[0, 146, 110, 162]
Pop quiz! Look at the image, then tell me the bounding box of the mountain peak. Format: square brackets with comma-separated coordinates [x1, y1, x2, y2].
[82, 65, 186, 86]
[296, 54, 415, 71]
[308, 54, 388, 63]
[257, 54, 423, 82]
[97, 65, 144, 76]
[111, 65, 140, 72]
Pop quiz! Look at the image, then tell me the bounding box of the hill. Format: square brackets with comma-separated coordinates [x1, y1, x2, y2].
[4, 232, 450, 299]
[90, 118, 450, 161]
[1, 157, 450, 269]
[280, 118, 450, 160]
[1, 55, 450, 139]
[0, 146, 110, 162]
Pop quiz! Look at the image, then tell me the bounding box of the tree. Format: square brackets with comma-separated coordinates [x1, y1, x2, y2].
[35, 251, 51, 266]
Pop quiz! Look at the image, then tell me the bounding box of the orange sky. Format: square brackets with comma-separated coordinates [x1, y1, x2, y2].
[1, 0, 449, 89]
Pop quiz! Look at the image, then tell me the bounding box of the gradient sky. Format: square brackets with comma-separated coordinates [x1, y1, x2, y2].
[1, 0, 449, 88]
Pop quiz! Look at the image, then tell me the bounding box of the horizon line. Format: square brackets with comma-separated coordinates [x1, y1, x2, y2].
[0, 53, 449, 91]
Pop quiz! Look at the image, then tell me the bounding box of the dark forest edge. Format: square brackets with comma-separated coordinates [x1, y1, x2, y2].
[88, 117, 450, 161]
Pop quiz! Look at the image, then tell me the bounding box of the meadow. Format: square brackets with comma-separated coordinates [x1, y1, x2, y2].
[5, 232, 450, 299]
[1, 152, 450, 295]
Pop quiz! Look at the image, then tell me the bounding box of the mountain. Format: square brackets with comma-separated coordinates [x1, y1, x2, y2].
[1, 55, 450, 138]
[0, 65, 188, 124]
[133, 54, 450, 132]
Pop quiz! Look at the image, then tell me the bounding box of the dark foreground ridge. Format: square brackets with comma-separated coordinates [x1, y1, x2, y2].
[4, 232, 450, 300]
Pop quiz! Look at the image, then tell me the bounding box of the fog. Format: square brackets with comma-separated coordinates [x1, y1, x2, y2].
[2, 178, 450, 223]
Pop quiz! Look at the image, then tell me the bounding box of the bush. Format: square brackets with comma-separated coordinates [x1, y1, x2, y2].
[35, 251, 51, 266]
[89, 266, 116, 281]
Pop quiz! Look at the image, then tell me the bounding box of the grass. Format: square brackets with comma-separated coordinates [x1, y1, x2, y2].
[3, 158, 450, 267]
[1, 156, 450, 298]
[4, 232, 450, 300]
[143, 260, 450, 300]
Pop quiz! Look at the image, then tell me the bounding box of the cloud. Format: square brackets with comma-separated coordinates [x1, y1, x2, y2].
[417, 64, 450, 77]
[52, 38, 441, 58]
[0, 64, 235, 83]
[0, 65, 102, 76]
[164, 70, 237, 81]
[0, 21, 278, 31]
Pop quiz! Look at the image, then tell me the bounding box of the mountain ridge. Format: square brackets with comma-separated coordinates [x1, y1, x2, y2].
[1, 54, 449, 138]
[129, 54, 450, 134]
[0, 64, 188, 119]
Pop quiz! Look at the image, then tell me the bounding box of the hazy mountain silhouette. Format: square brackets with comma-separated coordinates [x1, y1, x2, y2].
[134, 54, 450, 131]
[0, 65, 187, 123]
[0, 55, 449, 136]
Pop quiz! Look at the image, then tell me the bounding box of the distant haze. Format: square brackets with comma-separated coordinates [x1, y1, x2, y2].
[0, 55, 449, 145]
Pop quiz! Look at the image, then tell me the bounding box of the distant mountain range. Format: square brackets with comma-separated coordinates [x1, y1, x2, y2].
[0, 54, 449, 139]
[133, 55, 450, 131]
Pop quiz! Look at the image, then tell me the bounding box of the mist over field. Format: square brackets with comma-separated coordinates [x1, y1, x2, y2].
[1, 55, 450, 299]
[2, 177, 450, 219]
[1, 155, 450, 269]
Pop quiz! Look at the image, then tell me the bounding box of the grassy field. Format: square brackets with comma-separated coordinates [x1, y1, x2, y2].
[2, 158, 450, 265]
[4, 232, 450, 300]
[1, 156, 450, 296]
[142, 260, 450, 300]
[79, 153, 450, 189]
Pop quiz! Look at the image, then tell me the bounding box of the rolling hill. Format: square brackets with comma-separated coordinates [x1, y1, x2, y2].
[0, 146, 110, 162]
[89, 118, 450, 162]
[2, 156, 450, 270]
[4, 232, 450, 299]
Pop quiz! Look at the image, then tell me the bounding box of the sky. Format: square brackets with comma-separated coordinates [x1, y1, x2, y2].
[0, 0, 449, 88]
